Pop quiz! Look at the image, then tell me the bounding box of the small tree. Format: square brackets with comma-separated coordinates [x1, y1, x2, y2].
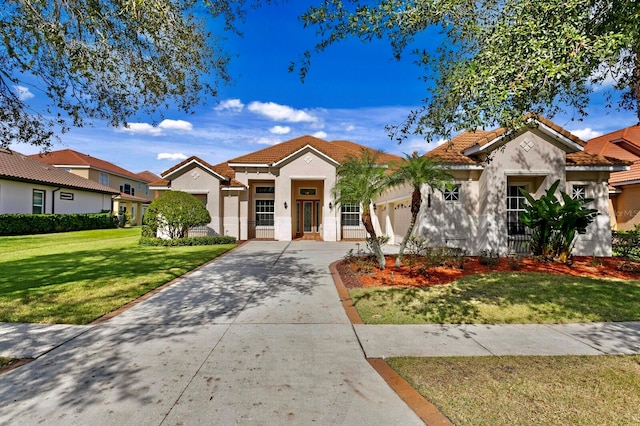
[387, 152, 452, 267]
[519, 180, 598, 262]
[333, 149, 389, 269]
[143, 191, 211, 239]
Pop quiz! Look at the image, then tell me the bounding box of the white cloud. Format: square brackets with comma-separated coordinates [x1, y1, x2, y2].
[215, 98, 244, 112]
[122, 123, 163, 136]
[247, 101, 318, 123]
[569, 127, 602, 141]
[14, 85, 34, 101]
[255, 137, 280, 145]
[313, 131, 328, 139]
[344, 124, 356, 132]
[159, 119, 193, 131]
[269, 125, 291, 135]
[157, 152, 188, 161]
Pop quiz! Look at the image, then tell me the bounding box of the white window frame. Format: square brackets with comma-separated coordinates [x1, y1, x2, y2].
[33, 189, 45, 214]
[341, 203, 361, 227]
[506, 185, 527, 235]
[255, 199, 275, 227]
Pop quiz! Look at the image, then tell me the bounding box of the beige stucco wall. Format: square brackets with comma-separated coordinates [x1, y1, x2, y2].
[0, 180, 112, 214]
[398, 128, 614, 256]
[249, 148, 340, 241]
[169, 164, 222, 235]
[612, 183, 640, 231]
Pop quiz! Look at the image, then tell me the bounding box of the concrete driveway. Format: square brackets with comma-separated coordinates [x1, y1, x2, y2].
[0, 241, 423, 425]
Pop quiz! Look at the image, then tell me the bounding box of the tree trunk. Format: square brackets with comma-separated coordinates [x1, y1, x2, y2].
[362, 207, 386, 269]
[395, 188, 422, 267]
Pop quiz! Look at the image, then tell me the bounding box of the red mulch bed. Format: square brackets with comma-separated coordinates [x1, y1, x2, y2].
[337, 255, 640, 289]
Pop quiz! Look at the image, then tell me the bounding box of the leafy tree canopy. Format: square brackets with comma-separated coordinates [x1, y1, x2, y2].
[296, 0, 640, 141]
[143, 190, 211, 239]
[1, 0, 264, 150]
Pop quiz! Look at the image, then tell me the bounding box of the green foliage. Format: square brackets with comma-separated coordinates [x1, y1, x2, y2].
[1, 0, 257, 148]
[612, 227, 640, 259]
[387, 152, 452, 266]
[143, 191, 211, 239]
[0, 212, 116, 236]
[519, 180, 598, 261]
[139, 235, 236, 246]
[297, 0, 640, 140]
[333, 148, 389, 269]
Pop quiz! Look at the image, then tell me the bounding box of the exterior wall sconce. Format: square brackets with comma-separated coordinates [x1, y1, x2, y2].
[329, 201, 333, 210]
[284, 201, 288, 209]
[373, 204, 377, 212]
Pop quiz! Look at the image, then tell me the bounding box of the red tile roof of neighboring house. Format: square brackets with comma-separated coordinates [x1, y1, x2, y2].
[585, 125, 640, 184]
[30, 149, 144, 182]
[0, 149, 119, 194]
[136, 170, 162, 183]
[425, 118, 625, 168]
[227, 135, 399, 165]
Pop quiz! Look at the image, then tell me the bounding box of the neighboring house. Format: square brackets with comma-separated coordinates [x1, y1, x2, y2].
[585, 125, 640, 230]
[155, 135, 400, 241]
[0, 149, 118, 214]
[375, 115, 628, 256]
[30, 149, 154, 225]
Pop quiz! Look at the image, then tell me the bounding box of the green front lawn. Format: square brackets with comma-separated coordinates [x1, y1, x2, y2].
[0, 228, 236, 324]
[389, 355, 640, 426]
[350, 272, 640, 324]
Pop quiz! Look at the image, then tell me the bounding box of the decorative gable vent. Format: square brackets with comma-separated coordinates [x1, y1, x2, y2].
[520, 138, 534, 152]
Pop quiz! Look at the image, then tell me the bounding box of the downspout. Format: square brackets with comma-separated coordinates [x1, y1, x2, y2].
[51, 187, 60, 214]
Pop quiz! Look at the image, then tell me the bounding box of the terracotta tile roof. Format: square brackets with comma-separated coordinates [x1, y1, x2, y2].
[425, 119, 620, 168]
[424, 131, 492, 165]
[161, 156, 246, 189]
[609, 161, 640, 185]
[30, 149, 144, 182]
[136, 170, 162, 183]
[585, 125, 640, 184]
[0, 149, 118, 194]
[227, 135, 399, 166]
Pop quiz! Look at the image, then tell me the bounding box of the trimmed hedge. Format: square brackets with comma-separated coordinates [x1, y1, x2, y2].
[0, 212, 117, 236]
[612, 229, 640, 260]
[139, 235, 237, 246]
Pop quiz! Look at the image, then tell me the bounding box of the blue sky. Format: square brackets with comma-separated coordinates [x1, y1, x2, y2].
[11, 2, 638, 175]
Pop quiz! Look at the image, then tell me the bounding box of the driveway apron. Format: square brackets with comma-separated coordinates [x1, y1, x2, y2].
[0, 241, 423, 425]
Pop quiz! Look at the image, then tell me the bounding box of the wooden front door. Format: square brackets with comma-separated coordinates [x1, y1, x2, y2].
[296, 200, 320, 238]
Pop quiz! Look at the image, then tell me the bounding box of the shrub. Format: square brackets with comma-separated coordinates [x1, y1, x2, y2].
[478, 249, 500, 268]
[520, 180, 598, 262]
[139, 235, 236, 246]
[143, 191, 211, 239]
[612, 227, 640, 259]
[0, 212, 116, 235]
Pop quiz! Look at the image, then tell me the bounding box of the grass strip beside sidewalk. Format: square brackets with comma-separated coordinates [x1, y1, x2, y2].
[388, 355, 640, 426]
[0, 228, 236, 324]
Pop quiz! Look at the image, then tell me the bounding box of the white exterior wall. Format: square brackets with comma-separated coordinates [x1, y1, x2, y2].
[0, 180, 112, 214]
[169, 165, 222, 235]
[222, 190, 242, 239]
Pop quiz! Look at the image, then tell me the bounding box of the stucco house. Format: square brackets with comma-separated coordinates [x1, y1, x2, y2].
[374, 116, 628, 256]
[30, 149, 154, 225]
[0, 149, 118, 214]
[153, 136, 400, 241]
[585, 125, 640, 230]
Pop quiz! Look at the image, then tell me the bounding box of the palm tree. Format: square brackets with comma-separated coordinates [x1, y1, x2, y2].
[388, 152, 452, 267]
[333, 148, 389, 269]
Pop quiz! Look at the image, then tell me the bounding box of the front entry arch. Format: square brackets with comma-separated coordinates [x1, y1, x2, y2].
[292, 180, 324, 240]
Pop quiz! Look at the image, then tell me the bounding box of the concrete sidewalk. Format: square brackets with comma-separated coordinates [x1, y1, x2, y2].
[355, 322, 640, 358]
